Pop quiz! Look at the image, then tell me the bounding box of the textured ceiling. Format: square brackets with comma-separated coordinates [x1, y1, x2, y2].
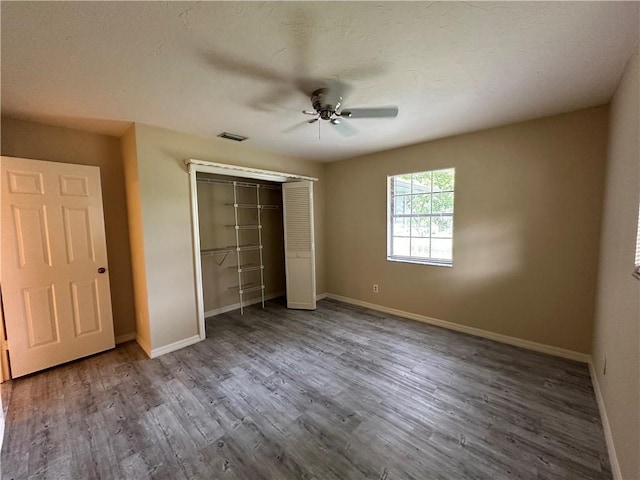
[2, 1, 638, 162]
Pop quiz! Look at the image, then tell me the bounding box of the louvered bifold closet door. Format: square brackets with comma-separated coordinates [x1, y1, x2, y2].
[282, 181, 316, 310]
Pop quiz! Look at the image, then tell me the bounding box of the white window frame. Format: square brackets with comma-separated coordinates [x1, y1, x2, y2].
[387, 168, 455, 266]
[634, 201, 640, 280]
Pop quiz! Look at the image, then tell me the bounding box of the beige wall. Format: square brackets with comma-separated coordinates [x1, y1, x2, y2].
[1, 117, 136, 339]
[120, 125, 150, 349]
[325, 106, 608, 354]
[592, 48, 639, 480]
[127, 123, 325, 351]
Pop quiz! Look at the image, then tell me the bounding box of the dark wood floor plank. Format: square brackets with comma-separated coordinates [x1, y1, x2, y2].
[119, 452, 151, 480]
[1, 298, 611, 479]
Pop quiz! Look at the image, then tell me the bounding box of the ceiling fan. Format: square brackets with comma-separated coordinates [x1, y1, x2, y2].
[295, 81, 399, 136]
[199, 46, 397, 136]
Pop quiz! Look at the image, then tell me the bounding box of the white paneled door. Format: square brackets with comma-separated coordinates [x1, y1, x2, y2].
[1, 156, 115, 377]
[282, 181, 316, 310]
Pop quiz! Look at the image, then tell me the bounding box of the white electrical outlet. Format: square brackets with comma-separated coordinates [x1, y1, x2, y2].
[373, 284, 379, 293]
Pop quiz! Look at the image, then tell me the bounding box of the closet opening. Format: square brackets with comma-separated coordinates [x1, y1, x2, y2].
[197, 173, 285, 317]
[186, 159, 318, 340]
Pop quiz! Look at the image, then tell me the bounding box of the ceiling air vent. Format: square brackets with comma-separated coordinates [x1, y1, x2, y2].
[217, 132, 248, 142]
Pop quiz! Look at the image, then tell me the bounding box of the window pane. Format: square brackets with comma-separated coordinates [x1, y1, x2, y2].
[388, 168, 454, 265]
[411, 216, 430, 237]
[393, 217, 410, 236]
[411, 237, 430, 257]
[412, 172, 431, 193]
[431, 216, 453, 238]
[410, 194, 431, 215]
[431, 192, 454, 213]
[431, 238, 452, 260]
[394, 176, 412, 195]
[393, 195, 412, 215]
[432, 169, 455, 192]
[392, 236, 410, 256]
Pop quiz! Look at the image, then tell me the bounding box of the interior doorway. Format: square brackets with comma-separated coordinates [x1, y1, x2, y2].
[186, 159, 318, 339]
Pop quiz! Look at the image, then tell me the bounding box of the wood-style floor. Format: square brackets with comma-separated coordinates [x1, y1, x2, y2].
[2, 298, 611, 479]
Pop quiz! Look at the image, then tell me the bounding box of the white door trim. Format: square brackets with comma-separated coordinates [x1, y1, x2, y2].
[186, 159, 318, 183]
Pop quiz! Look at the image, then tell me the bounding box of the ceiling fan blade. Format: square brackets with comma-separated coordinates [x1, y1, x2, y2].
[283, 120, 313, 133]
[198, 48, 286, 84]
[249, 86, 296, 112]
[325, 78, 352, 101]
[302, 110, 317, 115]
[340, 106, 399, 118]
[331, 119, 357, 137]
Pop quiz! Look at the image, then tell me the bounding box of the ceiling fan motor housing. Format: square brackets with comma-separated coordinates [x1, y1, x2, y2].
[311, 88, 342, 121]
[299, 85, 398, 134]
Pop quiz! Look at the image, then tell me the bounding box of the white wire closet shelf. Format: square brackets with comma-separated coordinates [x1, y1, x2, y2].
[198, 177, 283, 314]
[226, 224, 263, 230]
[196, 177, 281, 190]
[228, 264, 264, 273]
[228, 283, 266, 294]
[200, 244, 262, 255]
[225, 203, 281, 209]
[197, 177, 282, 314]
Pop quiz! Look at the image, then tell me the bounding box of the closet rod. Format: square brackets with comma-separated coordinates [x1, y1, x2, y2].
[196, 177, 281, 190]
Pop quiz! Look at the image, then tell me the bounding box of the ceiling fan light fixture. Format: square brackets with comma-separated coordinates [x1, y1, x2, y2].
[217, 132, 248, 142]
[320, 110, 333, 121]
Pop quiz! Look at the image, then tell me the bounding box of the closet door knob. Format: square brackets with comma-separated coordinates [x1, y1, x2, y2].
[98, 267, 106, 274]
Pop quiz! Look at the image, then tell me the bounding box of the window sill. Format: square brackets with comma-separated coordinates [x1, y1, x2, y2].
[387, 256, 453, 267]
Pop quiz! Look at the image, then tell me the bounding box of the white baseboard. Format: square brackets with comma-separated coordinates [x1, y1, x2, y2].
[204, 291, 285, 318]
[588, 361, 622, 480]
[325, 293, 590, 363]
[115, 332, 136, 344]
[316, 292, 328, 301]
[149, 335, 201, 359]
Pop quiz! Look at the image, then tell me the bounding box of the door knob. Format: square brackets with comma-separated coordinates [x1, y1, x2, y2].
[98, 267, 106, 274]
